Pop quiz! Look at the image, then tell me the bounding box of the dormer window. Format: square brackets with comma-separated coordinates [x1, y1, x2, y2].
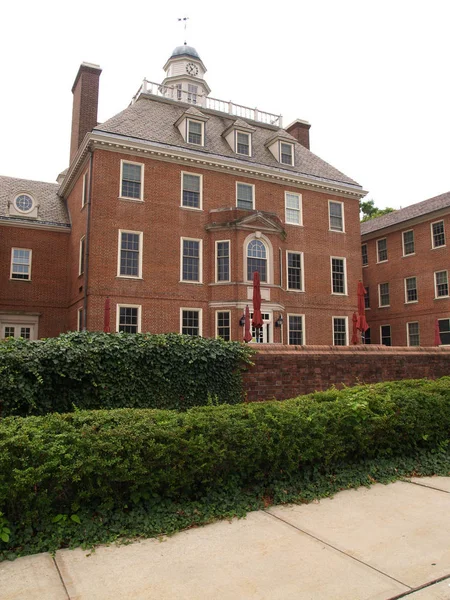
[15, 194, 34, 213]
[236, 132, 251, 156]
[187, 119, 204, 145]
[9, 193, 39, 219]
[280, 142, 294, 165]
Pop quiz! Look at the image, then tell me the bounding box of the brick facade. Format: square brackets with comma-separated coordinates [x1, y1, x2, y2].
[243, 346, 450, 401]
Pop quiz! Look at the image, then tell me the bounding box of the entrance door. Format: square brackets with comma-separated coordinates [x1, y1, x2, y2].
[250, 312, 272, 343]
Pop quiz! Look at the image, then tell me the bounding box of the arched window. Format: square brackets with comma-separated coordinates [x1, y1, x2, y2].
[247, 239, 267, 282]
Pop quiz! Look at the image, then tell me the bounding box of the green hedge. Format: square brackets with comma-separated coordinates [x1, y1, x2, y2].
[1, 377, 449, 527]
[0, 331, 253, 416]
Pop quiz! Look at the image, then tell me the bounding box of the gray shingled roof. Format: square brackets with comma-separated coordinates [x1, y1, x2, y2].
[0, 175, 70, 227]
[361, 191, 450, 236]
[94, 97, 362, 189]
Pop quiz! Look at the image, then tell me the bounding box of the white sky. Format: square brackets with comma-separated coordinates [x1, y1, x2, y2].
[1, 0, 449, 209]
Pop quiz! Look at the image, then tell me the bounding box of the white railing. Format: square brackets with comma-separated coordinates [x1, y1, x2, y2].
[131, 79, 282, 127]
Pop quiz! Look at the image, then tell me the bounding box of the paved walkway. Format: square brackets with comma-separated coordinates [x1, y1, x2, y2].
[1, 477, 449, 599]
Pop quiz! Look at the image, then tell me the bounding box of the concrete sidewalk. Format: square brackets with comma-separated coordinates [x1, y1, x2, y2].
[1, 477, 449, 600]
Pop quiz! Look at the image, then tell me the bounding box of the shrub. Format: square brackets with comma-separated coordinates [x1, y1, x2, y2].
[1, 377, 449, 528]
[0, 331, 253, 416]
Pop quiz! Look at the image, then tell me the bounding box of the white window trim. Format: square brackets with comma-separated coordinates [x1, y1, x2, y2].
[13, 193, 35, 214]
[116, 304, 142, 333]
[332, 316, 348, 346]
[284, 191, 303, 226]
[431, 220, 446, 249]
[328, 200, 345, 233]
[437, 318, 450, 346]
[244, 232, 273, 284]
[1, 314, 38, 340]
[402, 229, 415, 257]
[215, 240, 231, 283]
[376, 238, 388, 263]
[235, 131, 251, 157]
[215, 309, 231, 340]
[406, 321, 420, 347]
[380, 324, 392, 345]
[119, 159, 144, 202]
[361, 243, 368, 267]
[180, 307, 203, 336]
[79, 236, 85, 276]
[180, 237, 203, 284]
[287, 313, 306, 345]
[180, 171, 203, 210]
[434, 270, 449, 299]
[236, 182, 255, 210]
[117, 230, 143, 279]
[378, 282, 390, 308]
[330, 256, 348, 295]
[404, 276, 418, 304]
[186, 118, 205, 146]
[279, 141, 294, 166]
[77, 307, 83, 331]
[286, 250, 305, 292]
[81, 171, 88, 208]
[10, 247, 32, 281]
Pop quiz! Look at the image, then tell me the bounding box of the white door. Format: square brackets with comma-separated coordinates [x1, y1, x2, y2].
[250, 312, 272, 343]
[1, 324, 34, 340]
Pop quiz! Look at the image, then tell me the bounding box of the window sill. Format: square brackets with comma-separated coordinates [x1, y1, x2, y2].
[180, 280, 203, 285]
[211, 280, 232, 285]
[432, 245, 446, 250]
[379, 305, 390, 308]
[287, 288, 305, 293]
[331, 292, 348, 296]
[329, 229, 345, 234]
[116, 276, 143, 280]
[285, 222, 303, 227]
[10, 278, 32, 282]
[434, 296, 450, 300]
[362, 264, 368, 268]
[376, 260, 388, 264]
[118, 197, 144, 203]
[402, 253, 415, 258]
[405, 300, 418, 304]
[180, 205, 203, 212]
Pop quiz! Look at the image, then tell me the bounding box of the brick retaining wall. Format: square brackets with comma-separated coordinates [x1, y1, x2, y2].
[243, 345, 450, 401]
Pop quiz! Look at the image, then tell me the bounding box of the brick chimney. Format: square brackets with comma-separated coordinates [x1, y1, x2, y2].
[70, 62, 102, 163]
[286, 119, 311, 150]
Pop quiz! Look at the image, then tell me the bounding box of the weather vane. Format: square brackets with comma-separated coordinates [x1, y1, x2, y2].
[178, 17, 189, 44]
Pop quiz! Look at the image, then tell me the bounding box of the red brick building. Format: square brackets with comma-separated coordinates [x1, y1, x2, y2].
[361, 192, 450, 346]
[1, 46, 367, 344]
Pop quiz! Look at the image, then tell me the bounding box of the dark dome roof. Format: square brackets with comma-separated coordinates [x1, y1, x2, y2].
[170, 44, 200, 60]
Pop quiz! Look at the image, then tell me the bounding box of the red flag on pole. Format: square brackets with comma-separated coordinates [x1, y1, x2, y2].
[351, 312, 359, 344]
[243, 304, 252, 343]
[434, 319, 442, 346]
[356, 281, 369, 333]
[252, 271, 263, 329]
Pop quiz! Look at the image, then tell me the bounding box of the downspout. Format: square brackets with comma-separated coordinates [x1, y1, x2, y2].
[82, 148, 94, 329]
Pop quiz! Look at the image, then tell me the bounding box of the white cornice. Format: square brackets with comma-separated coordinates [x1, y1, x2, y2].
[59, 131, 367, 201]
[0, 218, 70, 233]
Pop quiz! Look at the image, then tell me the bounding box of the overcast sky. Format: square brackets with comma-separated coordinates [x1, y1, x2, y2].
[1, 0, 448, 209]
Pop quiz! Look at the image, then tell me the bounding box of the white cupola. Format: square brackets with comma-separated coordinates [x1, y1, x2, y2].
[162, 44, 210, 107]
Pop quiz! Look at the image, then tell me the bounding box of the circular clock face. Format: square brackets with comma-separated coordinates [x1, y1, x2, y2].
[186, 62, 199, 76]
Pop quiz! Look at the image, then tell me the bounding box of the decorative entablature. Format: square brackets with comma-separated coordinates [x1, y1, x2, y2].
[222, 119, 256, 157]
[59, 132, 367, 201]
[206, 209, 286, 240]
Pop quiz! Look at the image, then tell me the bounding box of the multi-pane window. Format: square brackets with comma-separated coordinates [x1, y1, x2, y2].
[363, 327, 371, 344]
[247, 239, 267, 282]
[176, 84, 182, 100]
[362, 244, 368, 266]
[236, 132, 250, 156]
[3, 326, 31, 339]
[182, 239, 201, 282]
[280, 142, 294, 165]
[14, 194, 34, 213]
[379, 282, 390, 307]
[121, 162, 143, 200]
[331, 257, 346, 294]
[329, 201, 344, 232]
[187, 119, 203, 144]
[435, 270, 449, 298]
[10, 248, 31, 280]
[402, 230, 415, 256]
[285, 192, 302, 225]
[407, 322, 420, 346]
[236, 183, 254, 210]
[333, 317, 347, 346]
[432, 221, 445, 248]
[405, 277, 418, 303]
[364, 287, 370, 309]
[119, 231, 142, 278]
[187, 84, 197, 104]
[287, 252, 303, 291]
[381, 324, 391, 346]
[182, 173, 201, 209]
[377, 238, 388, 262]
[118, 306, 140, 334]
[79, 237, 85, 276]
[182, 309, 201, 336]
[216, 241, 230, 282]
[216, 311, 230, 341]
[438, 319, 450, 345]
[288, 315, 304, 345]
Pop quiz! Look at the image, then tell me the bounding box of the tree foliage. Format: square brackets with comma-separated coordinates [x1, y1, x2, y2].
[360, 199, 395, 222]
